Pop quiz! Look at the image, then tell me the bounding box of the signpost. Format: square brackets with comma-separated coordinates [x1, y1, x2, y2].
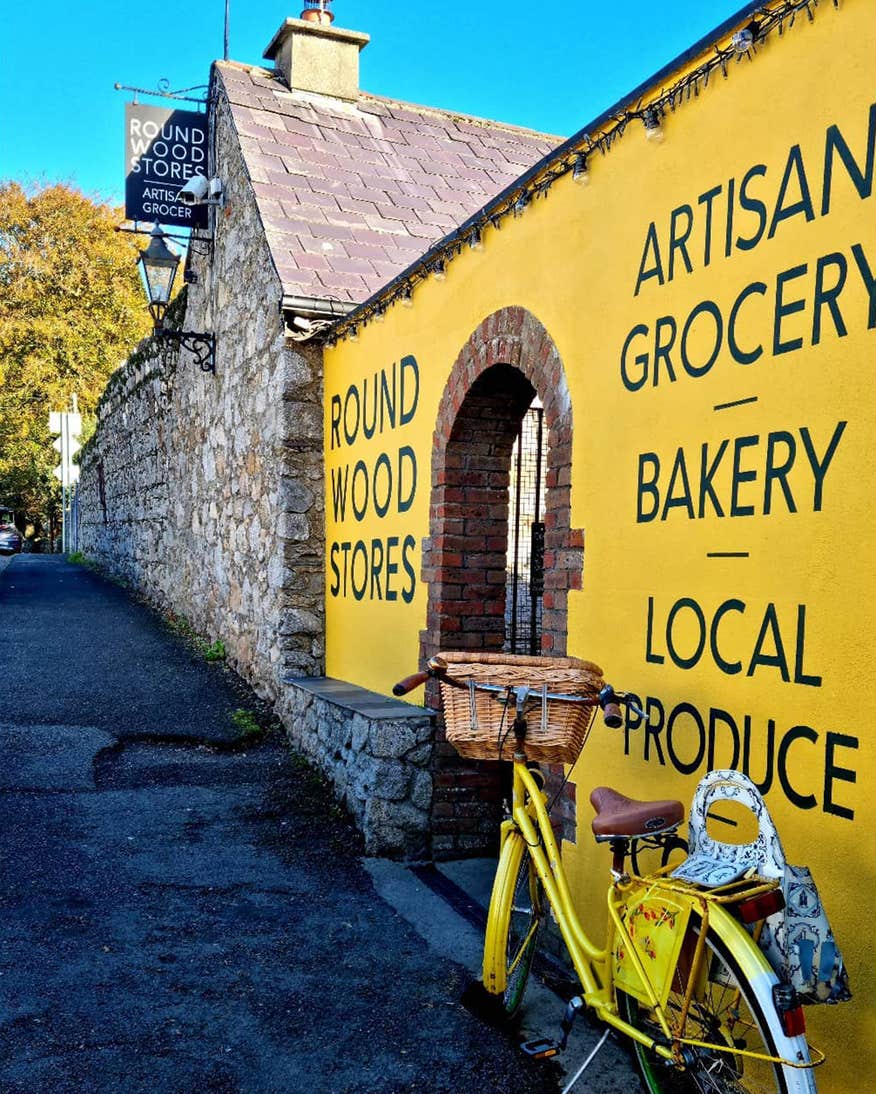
[49, 409, 82, 554]
[124, 103, 209, 229]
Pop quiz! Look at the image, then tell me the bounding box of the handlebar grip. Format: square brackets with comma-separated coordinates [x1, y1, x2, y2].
[393, 671, 430, 696]
[602, 703, 623, 729]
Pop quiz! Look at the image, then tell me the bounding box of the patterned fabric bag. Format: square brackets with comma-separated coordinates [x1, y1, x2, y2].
[759, 862, 851, 1004]
[672, 770, 851, 1005]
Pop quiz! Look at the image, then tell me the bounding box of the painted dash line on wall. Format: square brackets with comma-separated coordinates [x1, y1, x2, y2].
[713, 396, 759, 412]
[707, 551, 751, 559]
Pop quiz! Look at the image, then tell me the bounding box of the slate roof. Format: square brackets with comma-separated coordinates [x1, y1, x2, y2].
[215, 61, 563, 307]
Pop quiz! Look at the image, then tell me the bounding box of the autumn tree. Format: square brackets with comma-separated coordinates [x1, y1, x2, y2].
[0, 182, 150, 543]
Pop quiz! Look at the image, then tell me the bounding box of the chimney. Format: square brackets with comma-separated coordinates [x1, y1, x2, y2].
[263, 5, 369, 102]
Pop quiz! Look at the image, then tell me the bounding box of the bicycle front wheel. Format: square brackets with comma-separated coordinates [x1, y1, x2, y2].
[618, 911, 816, 1094]
[482, 830, 544, 1019]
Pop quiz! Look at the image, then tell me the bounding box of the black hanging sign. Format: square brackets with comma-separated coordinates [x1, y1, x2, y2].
[125, 103, 209, 228]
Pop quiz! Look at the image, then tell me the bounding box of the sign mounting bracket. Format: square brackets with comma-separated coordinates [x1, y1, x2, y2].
[114, 78, 209, 107]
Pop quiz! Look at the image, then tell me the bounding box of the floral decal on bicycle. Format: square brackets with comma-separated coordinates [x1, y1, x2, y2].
[613, 891, 691, 1008]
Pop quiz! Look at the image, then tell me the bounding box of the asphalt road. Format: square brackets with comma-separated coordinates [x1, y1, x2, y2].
[0, 556, 557, 1093]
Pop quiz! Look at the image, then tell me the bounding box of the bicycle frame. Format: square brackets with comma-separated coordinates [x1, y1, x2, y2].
[392, 660, 822, 1082]
[487, 758, 824, 1073]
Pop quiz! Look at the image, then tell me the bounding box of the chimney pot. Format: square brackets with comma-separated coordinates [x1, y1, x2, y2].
[300, 1, 334, 24]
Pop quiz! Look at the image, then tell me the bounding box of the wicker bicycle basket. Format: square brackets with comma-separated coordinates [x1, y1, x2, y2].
[437, 651, 605, 764]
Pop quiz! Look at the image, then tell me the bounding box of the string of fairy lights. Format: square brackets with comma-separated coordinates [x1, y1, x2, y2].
[326, 0, 840, 345]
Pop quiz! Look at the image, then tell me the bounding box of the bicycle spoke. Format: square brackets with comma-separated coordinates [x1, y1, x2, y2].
[499, 841, 544, 1018]
[620, 922, 793, 1094]
[507, 918, 540, 977]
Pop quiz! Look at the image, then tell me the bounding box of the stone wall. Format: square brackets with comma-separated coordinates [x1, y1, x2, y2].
[278, 678, 435, 857]
[78, 86, 326, 700]
[77, 79, 441, 859]
[76, 342, 175, 599]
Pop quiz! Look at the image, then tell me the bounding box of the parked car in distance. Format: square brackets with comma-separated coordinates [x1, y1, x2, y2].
[0, 523, 23, 554]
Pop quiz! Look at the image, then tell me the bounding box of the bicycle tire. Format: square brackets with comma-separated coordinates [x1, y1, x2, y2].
[618, 910, 816, 1094]
[482, 830, 544, 1019]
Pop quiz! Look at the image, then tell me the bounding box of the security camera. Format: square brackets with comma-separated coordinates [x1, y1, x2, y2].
[176, 175, 224, 207]
[177, 174, 210, 205]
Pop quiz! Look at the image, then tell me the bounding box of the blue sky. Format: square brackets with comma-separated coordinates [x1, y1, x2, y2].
[2, 0, 746, 206]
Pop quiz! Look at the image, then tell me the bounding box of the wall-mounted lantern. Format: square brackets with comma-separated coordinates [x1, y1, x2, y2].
[642, 107, 664, 143]
[572, 152, 589, 184]
[137, 225, 216, 373]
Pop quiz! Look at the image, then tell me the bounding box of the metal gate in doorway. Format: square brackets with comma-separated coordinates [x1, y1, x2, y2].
[505, 403, 546, 655]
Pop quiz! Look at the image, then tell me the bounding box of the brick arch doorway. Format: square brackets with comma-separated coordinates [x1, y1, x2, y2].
[420, 306, 584, 858]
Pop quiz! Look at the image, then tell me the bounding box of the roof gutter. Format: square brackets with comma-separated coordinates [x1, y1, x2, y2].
[281, 293, 358, 343]
[280, 293, 357, 321]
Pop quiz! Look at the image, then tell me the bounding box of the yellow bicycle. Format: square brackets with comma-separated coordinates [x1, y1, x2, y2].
[394, 654, 822, 1094]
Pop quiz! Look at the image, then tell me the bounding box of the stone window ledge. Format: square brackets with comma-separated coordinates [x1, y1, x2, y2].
[283, 676, 433, 721]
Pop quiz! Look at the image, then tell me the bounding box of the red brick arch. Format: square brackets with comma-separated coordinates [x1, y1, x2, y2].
[420, 305, 585, 856]
[420, 305, 583, 665]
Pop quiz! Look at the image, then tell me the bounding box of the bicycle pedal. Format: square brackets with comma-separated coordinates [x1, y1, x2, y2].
[520, 1037, 561, 1059]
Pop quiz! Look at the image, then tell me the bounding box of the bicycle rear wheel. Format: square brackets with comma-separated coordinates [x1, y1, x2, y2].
[618, 914, 815, 1094]
[483, 830, 544, 1019]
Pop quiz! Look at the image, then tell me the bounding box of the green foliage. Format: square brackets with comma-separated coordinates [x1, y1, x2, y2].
[67, 550, 86, 564]
[165, 611, 226, 662]
[165, 611, 197, 640]
[202, 639, 226, 662]
[0, 182, 151, 539]
[230, 708, 264, 741]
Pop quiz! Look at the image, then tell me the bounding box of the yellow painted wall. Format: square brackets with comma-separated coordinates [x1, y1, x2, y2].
[325, 3, 876, 1086]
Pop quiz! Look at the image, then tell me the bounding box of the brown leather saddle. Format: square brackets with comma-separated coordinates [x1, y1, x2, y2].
[590, 786, 684, 842]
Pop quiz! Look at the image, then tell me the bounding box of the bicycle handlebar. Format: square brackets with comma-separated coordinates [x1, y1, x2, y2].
[392, 671, 431, 696]
[392, 656, 448, 696]
[392, 659, 640, 728]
